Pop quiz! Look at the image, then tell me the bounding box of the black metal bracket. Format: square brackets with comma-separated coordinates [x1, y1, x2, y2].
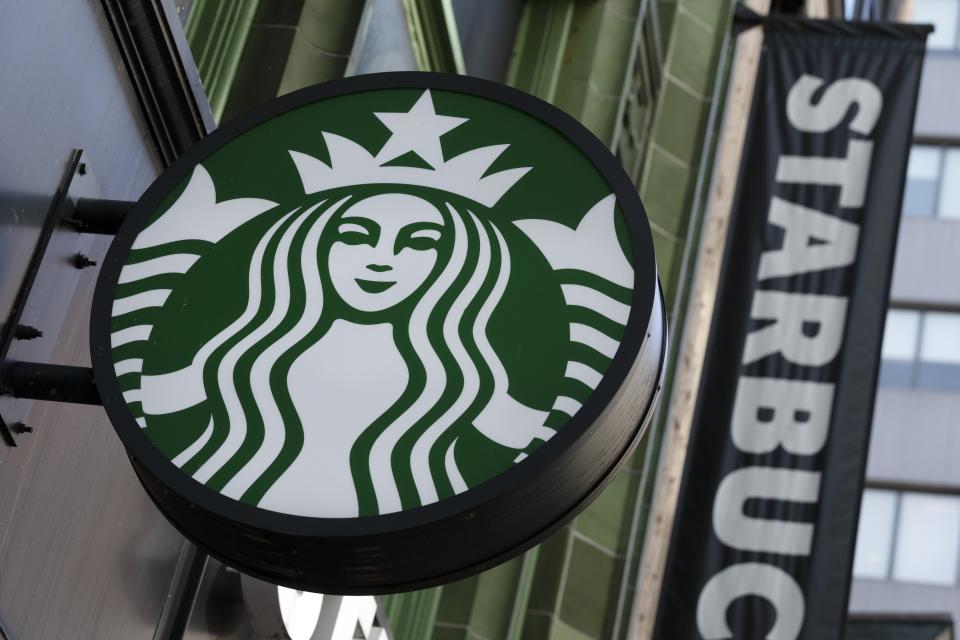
[64, 198, 133, 235]
[0, 152, 127, 446]
[0, 362, 101, 406]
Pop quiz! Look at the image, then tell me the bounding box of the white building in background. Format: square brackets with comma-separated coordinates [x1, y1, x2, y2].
[848, 0, 960, 634]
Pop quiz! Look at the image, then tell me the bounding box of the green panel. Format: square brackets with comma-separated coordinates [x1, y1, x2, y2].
[658, 0, 678, 38]
[507, 0, 575, 102]
[507, 548, 541, 640]
[683, 0, 729, 31]
[576, 83, 622, 143]
[651, 226, 681, 302]
[587, 11, 638, 96]
[277, 0, 364, 95]
[251, 0, 304, 24]
[647, 79, 709, 165]
[434, 576, 479, 626]
[526, 528, 571, 613]
[185, 0, 260, 121]
[574, 467, 640, 555]
[558, 538, 623, 639]
[467, 559, 524, 638]
[643, 147, 694, 239]
[277, 31, 351, 94]
[521, 612, 553, 640]
[669, 9, 721, 97]
[552, 620, 596, 640]
[432, 626, 469, 640]
[553, 1, 639, 145]
[385, 588, 443, 640]
[296, 0, 363, 55]
[401, 0, 466, 73]
[556, 1, 605, 83]
[220, 22, 297, 121]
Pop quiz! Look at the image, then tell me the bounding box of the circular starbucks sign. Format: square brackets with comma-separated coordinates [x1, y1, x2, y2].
[91, 73, 666, 593]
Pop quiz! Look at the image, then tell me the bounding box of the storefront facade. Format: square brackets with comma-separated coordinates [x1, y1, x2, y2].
[0, 1, 735, 638]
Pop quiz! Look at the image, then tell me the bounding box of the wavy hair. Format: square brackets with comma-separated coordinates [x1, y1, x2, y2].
[171, 190, 512, 516]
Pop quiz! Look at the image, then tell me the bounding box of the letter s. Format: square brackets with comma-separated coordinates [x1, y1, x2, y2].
[697, 563, 804, 640]
[786, 74, 882, 135]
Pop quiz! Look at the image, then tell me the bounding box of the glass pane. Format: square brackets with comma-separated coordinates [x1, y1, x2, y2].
[920, 312, 960, 363]
[350, 0, 418, 75]
[882, 310, 921, 360]
[879, 360, 916, 387]
[903, 146, 941, 216]
[918, 312, 960, 390]
[853, 489, 897, 579]
[892, 492, 960, 585]
[916, 361, 960, 390]
[452, 0, 523, 81]
[939, 149, 960, 219]
[907, 146, 941, 180]
[913, 0, 960, 49]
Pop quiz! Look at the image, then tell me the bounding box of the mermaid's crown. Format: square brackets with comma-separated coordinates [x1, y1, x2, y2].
[290, 90, 530, 208]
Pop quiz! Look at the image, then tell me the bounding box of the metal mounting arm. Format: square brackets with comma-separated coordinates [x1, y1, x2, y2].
[0, 362, 101, 406]
[64, 198, 134, 235]
[0, 152, 120, 446]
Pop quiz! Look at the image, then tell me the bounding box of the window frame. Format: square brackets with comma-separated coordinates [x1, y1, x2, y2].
[903, 143, 960, 220]
[880, 306, 960, 390]
[854, 484, 960, 586]
[912, 0, 960, 50]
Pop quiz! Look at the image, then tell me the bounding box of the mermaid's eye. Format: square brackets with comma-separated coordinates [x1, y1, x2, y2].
[410, 228, 441, 242]
[337, 221, 376, 245]
[398, 223, 442, 252]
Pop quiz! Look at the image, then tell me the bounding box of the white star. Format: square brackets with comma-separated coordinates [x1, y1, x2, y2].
[374, 90, 467, 168]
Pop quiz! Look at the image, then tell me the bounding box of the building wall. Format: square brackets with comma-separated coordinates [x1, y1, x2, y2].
[848, 8, 960, 625]
[0, 2, 184, 638]
[0, 0, 738, 638]
[0, 1, 735, 638]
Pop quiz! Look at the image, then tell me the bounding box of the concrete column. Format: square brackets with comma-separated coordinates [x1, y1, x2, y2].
[628, 1, 771, 637]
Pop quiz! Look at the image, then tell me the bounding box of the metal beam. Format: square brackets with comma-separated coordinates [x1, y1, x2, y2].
[99, 0, 214, 165]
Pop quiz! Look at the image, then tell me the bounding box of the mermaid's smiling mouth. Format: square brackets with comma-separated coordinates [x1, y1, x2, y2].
[356, 278, 397, 294]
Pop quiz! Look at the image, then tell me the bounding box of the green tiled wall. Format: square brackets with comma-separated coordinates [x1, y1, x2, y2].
[640, 1, 730, 308]
[553, 0, 640, 143]
[428, 2, 731, 639]
[187, 0, 364, 124]
[616, 0, 733, 632]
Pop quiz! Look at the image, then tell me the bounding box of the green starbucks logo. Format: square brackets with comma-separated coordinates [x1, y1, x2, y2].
[93, 74, 663, 590]
[107, 88, 636, 520]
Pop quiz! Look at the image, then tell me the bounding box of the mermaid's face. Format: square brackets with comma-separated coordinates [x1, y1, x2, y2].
[329, 193, 444, 313]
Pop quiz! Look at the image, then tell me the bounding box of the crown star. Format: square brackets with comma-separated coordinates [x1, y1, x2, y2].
[375, 90, 467, 168]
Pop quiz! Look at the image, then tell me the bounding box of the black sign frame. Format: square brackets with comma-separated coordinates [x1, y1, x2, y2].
[90, 72, 667, 593]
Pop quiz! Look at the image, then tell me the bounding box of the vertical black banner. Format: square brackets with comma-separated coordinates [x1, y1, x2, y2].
[655, 15, 929, 640]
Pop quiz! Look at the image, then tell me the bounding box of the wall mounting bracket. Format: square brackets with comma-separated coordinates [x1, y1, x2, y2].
[0, 151, 127, 446]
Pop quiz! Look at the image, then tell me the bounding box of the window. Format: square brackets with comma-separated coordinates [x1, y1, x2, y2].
[902, 145, 960, 219]
[880, 308, 960, 390]
[912, 0, 960, 50]
[893, 493, 960, 585]
[852, 489, 897, 578]
[918, 312, 960, 389]
[880, 309, 921, 386]
[853, 488, 960, 586]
